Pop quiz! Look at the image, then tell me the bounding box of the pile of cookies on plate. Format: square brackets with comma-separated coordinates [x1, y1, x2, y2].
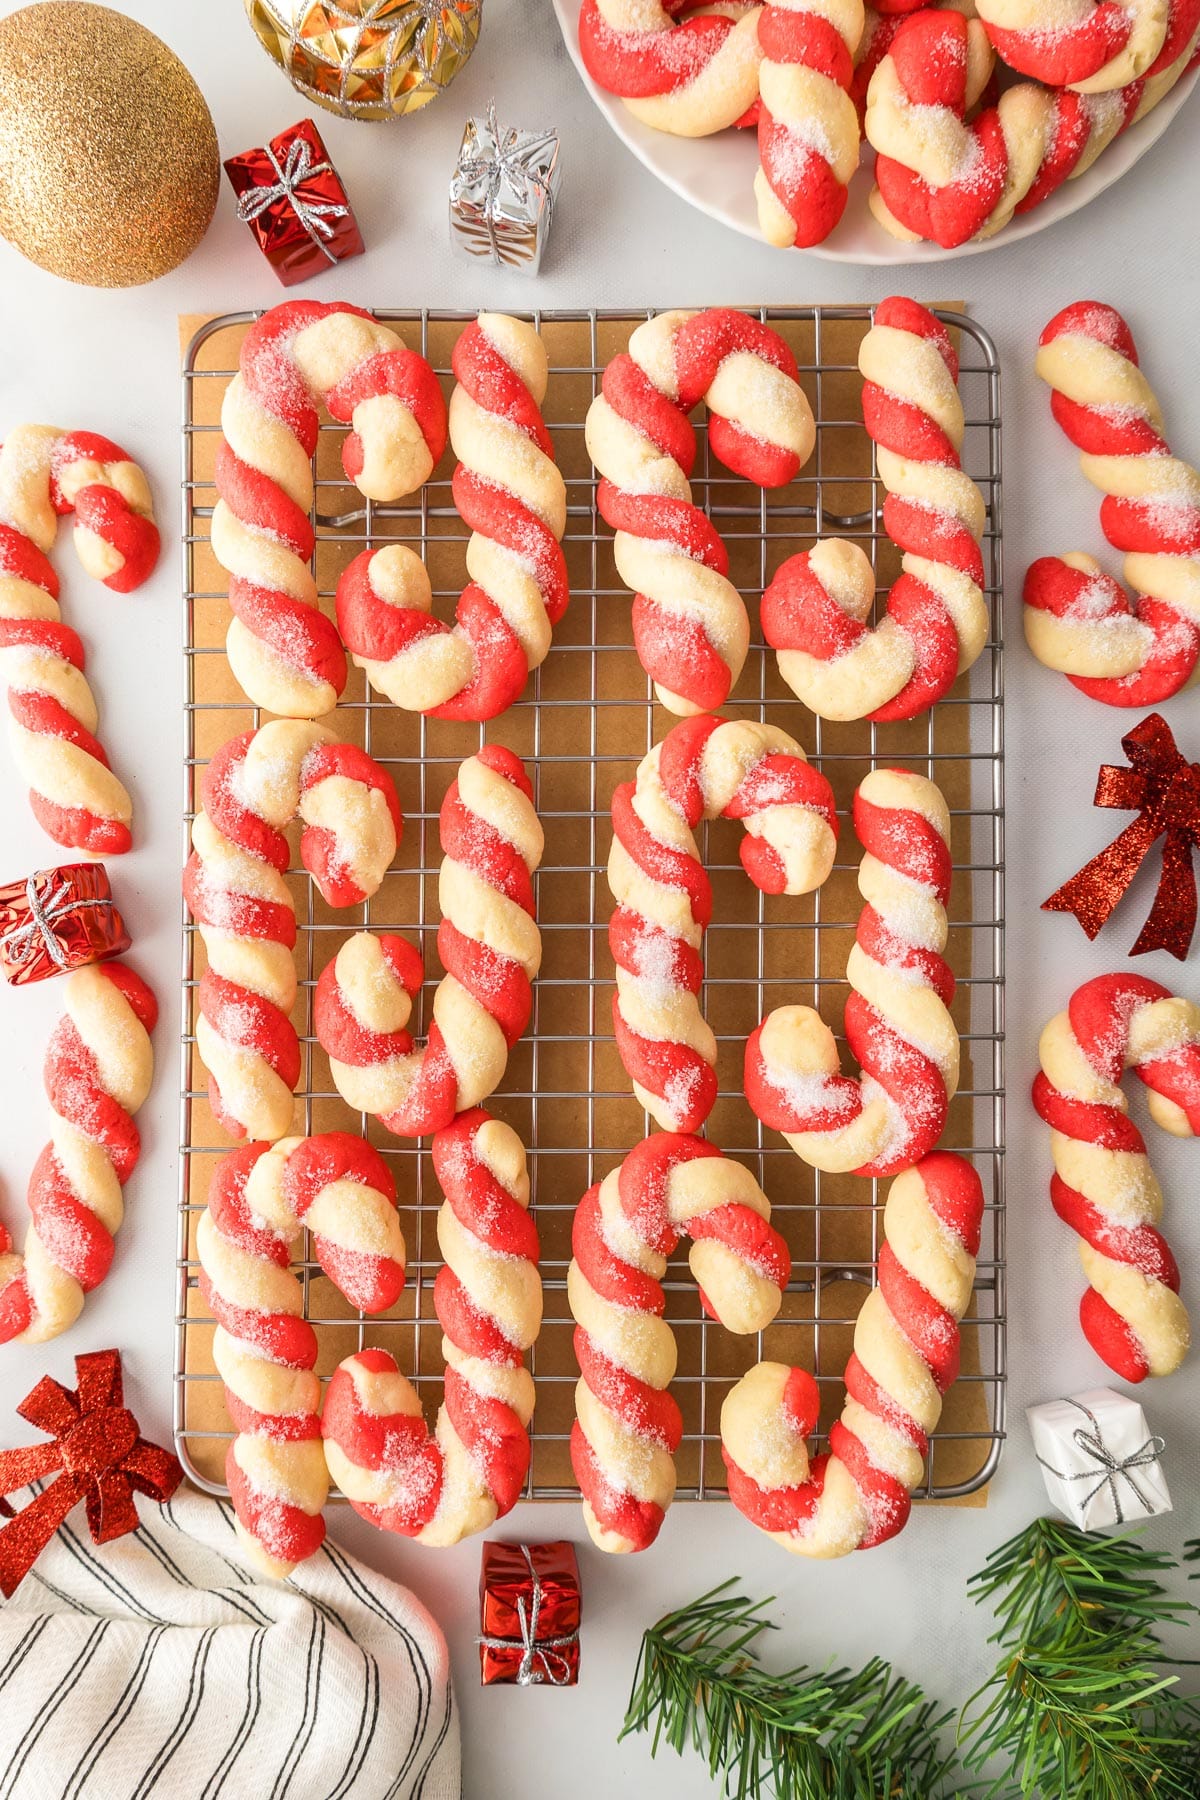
[577, 0, 1200, 248]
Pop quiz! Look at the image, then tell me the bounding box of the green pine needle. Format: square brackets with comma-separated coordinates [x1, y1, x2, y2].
[959, 1518, 1199, 1800]
[620, 1580, 964, 1800]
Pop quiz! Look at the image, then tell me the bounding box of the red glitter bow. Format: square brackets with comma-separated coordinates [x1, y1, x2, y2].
[1043, 713, 1200, 961]
[0, 1349, 182, 1598]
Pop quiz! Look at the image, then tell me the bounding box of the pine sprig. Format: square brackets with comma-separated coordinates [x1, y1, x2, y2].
[970, 1515, 1192, 1645]
[620, 1580, 964, 1800]
[959, 1518, 1199, 1800]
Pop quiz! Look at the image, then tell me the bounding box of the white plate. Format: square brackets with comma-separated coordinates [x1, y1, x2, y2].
[552, 1, 1199, 263]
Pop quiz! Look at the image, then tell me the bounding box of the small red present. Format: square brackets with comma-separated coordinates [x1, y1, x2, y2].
[224, 117, 364, 287]
[479, 1540, 580, 1686]
[0, 865, 130, 986]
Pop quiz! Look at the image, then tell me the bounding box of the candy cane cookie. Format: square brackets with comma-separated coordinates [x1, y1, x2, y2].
[315, 747, 542, 1138]
[763, 300, 987, 722]
[586, 307, 815, 715]
[212, 299, 447, 719]
[0, 963, 156, 1346]
[755, 0, 866, 248]
[183, 719, 401, 1143]
[747, 769, 956, 1177]
[198, 1133, 404, 1576]
[568, 1134, 790, 1553]
[0, 426, 159, 854]
[1024, 302, 1200, 706]
[1034, 973, 1199, 1382]
[323, 1110, 541, 1545]
[976, 0, 1197, 91]
[865, 7, 1200, 246]
[577, 2, 764, 136]
[721, 1152, 983, 1557]
[848, 6, 907, 111]
[610, 715, 837, 1134]
[335, 315, 568, 721]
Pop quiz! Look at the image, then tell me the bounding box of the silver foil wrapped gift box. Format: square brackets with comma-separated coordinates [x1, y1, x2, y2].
[1027, 1388, 1171, 1532]
[449, 102, 560, 273]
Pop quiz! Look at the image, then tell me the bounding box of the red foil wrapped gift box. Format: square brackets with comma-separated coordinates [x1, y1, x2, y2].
[224, 118, 364, 286]
[0, 865, 130, 987]
[479, 1540, 580, 1686]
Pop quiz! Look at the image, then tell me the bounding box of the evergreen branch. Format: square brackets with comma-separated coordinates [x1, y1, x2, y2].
[960, 1518, 1199, 1800]
[969, 1516, 1191, 1648]
[619, 1532, 1200, 1799]
[620, 1580, 965, 1800]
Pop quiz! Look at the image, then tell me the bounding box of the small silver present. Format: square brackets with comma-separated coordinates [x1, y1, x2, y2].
[1027, 1388, 1171, 1532]
[449, 101, 560, 273]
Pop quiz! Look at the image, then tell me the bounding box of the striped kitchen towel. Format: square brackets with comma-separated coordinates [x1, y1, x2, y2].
[0, 1486, 460, 1800]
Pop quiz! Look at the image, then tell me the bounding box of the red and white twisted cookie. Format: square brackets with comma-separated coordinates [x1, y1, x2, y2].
[848, 7, 909, 110]
[323, 1110, 541, 1545]
[0, 426, 159, 854]
[586, 307, 815, 715]
[610, 715, 837, 1134]
[1033, 973, 1199, 1382]
[977, 0, 1200, 90]
[722, 1152, 983, 1557]
[183, 718, 401, 1143]
[755, 0, 866, 248]
[198, 1132, 405, 1576]
[336, 314, 568, 721]
[866, 7, 1200, 246]
[568, 1134, 790, 1553]
[763, 300, 987, 721]
[747, 769, 956, 1177]
[315, 747, 541, 1137]
[578, 1, 764, 136]
[1024, 302, 1200, 706]
[0, 963, 156, 1346]
[213, 299, 447, 719]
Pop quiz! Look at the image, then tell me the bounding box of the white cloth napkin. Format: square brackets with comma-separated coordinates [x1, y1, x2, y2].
[0, 1486, 460, 1800]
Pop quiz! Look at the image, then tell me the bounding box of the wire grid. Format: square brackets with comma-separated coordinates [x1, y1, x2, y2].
[176, 305, 1006, 1508]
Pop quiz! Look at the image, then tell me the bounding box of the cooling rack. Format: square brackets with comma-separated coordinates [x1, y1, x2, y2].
[176, 306, 1006, 1509]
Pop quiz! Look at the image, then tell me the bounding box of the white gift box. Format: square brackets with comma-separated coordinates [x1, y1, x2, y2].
[1027, 1388, 1171, 1532]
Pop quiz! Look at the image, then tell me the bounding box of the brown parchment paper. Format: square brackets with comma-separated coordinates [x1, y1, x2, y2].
[176, 307, 1002, 1514]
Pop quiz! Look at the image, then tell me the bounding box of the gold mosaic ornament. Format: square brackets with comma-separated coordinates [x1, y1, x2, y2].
[0, 2, 219, 288]
[245, 0, 483, 121]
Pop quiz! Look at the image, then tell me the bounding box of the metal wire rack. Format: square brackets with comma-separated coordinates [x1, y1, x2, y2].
[176, 306, 1006, 1509]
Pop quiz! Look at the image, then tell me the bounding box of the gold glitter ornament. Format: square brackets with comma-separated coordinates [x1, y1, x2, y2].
[245, 0, 483, 121]
[0, 2, 219, 288]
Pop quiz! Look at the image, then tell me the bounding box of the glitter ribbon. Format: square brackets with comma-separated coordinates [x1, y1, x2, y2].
[0, 1350, 182, 1599]
[1035, 1397, 1166, 1526]
[3, 870, 116, 970]
[235, 136, 349, 264]
[1042, 712, 1200, 960]
[477, 1543, 579, 1686]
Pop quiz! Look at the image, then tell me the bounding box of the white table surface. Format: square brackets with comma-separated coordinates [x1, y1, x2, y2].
[1, 4, 1197, 1795]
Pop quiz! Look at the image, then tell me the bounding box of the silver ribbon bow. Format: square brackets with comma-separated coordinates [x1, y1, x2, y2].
[453, 101, 559, 266]
[235, 136, 349, 265]
[4, 872, 115, 970]
[476, 1544, 578, 1686]
[1036, 1397, 1166, 1525]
